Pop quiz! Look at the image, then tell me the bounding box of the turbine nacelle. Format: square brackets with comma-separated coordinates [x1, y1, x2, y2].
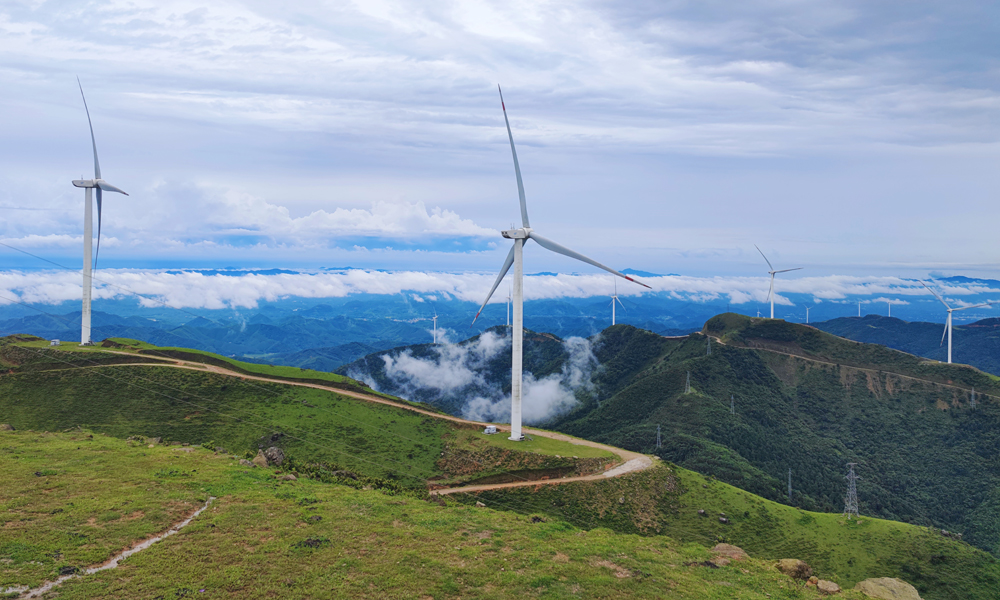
[72, 179, 128, 195]
[501, 227, 530, 240]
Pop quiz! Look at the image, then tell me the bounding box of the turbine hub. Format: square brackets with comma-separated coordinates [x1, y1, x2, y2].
[501, 227, 529, 239]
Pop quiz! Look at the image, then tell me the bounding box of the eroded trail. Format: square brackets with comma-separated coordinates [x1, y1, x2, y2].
[16, 497, 215, 600]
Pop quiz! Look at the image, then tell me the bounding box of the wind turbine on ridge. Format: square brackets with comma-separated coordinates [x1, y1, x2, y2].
[472, 86, 649, 441]
[72, 79, 128, 345]
[919, 280, 995, 364]
[610, 279, 626, 326]
[432, 312, 438, 345]
[755, 245, 801, 319]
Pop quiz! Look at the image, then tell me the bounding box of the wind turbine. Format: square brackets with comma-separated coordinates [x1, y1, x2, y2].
[755, 245, 801, 319]
[920, 280, 994, 364]
[432, 312, 438, 344]
[506, 283, 512, 328]
[472, 86, 649, 441]
[610, 279, 626, 326]
[71, 79, 128, 345]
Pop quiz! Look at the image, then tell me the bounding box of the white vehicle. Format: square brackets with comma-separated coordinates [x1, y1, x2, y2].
[483, 425, 497, 435]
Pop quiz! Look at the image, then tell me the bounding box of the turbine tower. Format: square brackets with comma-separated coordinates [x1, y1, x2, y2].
[432, 313, 438, 344]
[920, 280, 995, 364]
[755, 245, 801, 319]
[609, 279, 626, 326]
[72, 79, 128, 345]
[473, 86, 649, 441]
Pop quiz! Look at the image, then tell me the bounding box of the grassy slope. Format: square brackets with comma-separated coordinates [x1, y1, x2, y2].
[3, 335, 998, 598]
[1, 431, 867, 600]
[465, 463, 1000, 600]
[550, 319, 1000, 559]
[0, 339, 605, 488]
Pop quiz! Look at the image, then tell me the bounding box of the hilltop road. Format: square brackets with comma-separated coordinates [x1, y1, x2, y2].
[93, 349, 654, 494]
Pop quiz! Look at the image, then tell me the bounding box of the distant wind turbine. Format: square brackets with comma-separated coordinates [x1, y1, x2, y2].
[920, 280, 995, 364]
[755, 245, 802, 319]
[806, 306, 810, 324]
[610, 279, 627, 326]
[72, 79, 128, 345]
[432, 312, 438, 344]
[506, 283, 512, 328]
[473, 86, 649, 441]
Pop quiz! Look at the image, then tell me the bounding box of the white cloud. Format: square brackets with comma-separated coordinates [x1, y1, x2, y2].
[3, 268, 999, 311]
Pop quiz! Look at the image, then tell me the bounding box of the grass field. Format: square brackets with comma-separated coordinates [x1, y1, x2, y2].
[1, 430, 870, 599]
[463, 463, 1000, 600]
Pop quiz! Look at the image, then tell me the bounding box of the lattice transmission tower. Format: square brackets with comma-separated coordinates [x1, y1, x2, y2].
[685, 371, 691, 394]
[707, 336, 711, 355]
[730, 395, 735, 415]
[656, 425, 662, 449]
[971, 386, 977, 409]
[843, 463, 860, 519]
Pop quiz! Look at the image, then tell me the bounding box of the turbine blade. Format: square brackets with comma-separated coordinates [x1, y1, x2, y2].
[615, 296, 627, 313]
[498, 85, 529, 228]
[94, 187, 102, 271]
[528, 232, 651, 289]
[774, 268, 803, 274]
[767, 274, 774, 303]
[97, 181, 128, 196]
[919, 280, 951, 309]
[472, 244, 516, 325]
[77, 77, 101, 180]
[941, 322, 948, 347]
[952, 302, 995, 311]
[755, 244, 773, 271]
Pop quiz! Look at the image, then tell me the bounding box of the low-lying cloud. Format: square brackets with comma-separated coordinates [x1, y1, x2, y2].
[348, 330, 598, 425]
[2, 269, 999, 311]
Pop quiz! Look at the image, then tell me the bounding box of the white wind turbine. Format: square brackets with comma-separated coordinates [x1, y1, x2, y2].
[755, 245, 801, 319]
[610, 279, 626, 326]
[473, 86, 649, 441]
[920, 280, 995, 364]
[432, 312, 438, 344]
[506, 283, 512, 328]
[71, 79, 128, 345]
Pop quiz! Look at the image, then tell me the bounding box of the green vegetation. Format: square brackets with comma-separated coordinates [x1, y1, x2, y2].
[464, 463, 1000, 600]
[550, 319, 1000, 558]
[0, 336, 606, 489]
[4, 332, 999, 599]
[2, 430, 875, 599]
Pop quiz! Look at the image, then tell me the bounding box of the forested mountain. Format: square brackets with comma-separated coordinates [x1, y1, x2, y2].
[343, 314, 1000, 557]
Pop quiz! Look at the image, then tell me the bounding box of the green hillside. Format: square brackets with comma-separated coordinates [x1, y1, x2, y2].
[551, 315, 1000, 558]
[0, 336, 606, 488]
[3, 333, 998, 599]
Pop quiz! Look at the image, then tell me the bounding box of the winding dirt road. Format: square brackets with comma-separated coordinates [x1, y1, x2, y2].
[93, 350, 655, 493]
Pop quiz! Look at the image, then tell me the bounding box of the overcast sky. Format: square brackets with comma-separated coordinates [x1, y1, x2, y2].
[1, 0, 998, 281]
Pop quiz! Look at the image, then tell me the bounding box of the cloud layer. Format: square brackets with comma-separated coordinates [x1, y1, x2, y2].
[3, 268, 999, 311]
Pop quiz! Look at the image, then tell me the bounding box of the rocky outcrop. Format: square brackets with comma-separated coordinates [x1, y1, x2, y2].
[711, 544, 747, 561]
[817, 580, 841, 595]
[855, 577, 921, 599]
[264, 446, 285, 466]
[252, 450, 269, 468]
[0, 424, 14, 431]
[775, 559, 812, 580]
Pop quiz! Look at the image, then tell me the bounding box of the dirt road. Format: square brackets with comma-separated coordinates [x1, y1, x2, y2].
[93, 350, 656, 493]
